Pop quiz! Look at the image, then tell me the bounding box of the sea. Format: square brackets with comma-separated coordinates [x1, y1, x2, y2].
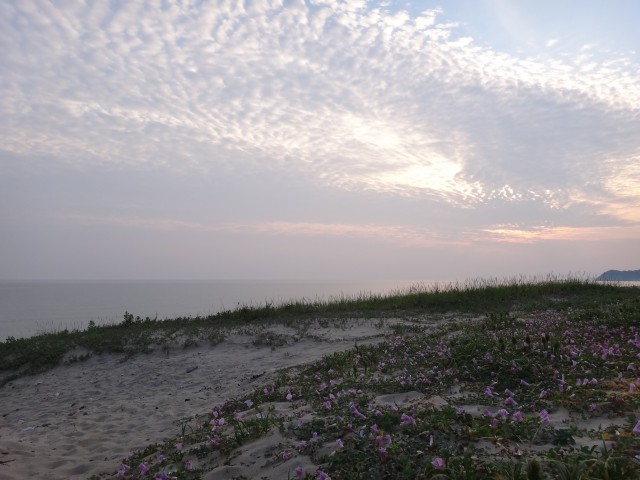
[0, 279, 432, 340]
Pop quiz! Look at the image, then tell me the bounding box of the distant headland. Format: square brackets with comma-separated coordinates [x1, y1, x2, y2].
[596, 269, 640, 281]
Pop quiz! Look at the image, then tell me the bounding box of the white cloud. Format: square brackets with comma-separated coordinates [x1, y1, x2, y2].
[0, 0, 639, 235]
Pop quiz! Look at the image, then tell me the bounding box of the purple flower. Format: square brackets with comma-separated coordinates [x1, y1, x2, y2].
[504, 397, 517, 407]
[175, 442, 183, 450]
[520, 379, 530, 387]
[349, 402, 366, 420]
[336, 439, 344, 448]
[539, 409, 550, 424]
[139, 462, 149, 475]
[154, 473, 170, 480]
[378, 447, 388, 460]
[281, 451, 290, 461]
[317, 469, 331, 480]
[630, 383, 637, 392]
[295, 466, 304, 478]
[633, 420, 640, 435]
[323, 400, 332, 409]
[432, 457, 445, 469]
[496, 409, 509, 419]
[245, 399, 254, 408]
[484, 386, 494, 397]
[400, 413, 416, 426]
[512, 411, 524, 422]
[184, 460, 194, 470]
[286, 392, 293, 401]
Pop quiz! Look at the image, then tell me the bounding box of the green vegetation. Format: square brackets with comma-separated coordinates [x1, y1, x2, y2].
[1, 276, 637, 386]
[2, 277, 640, 479]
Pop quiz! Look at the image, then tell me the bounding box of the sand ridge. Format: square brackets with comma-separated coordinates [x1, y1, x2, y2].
[0, 318, 413, 479]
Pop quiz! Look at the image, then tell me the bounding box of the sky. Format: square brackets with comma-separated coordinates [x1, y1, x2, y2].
[1, 0, 639, 282]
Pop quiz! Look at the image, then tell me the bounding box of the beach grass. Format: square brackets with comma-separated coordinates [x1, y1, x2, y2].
[0, 276, 630, 385]
[2, 276, 640, 479]
[0, 276, 637, 386]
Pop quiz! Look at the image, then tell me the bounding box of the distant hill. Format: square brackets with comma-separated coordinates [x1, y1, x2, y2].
[596, 269, 640, 281]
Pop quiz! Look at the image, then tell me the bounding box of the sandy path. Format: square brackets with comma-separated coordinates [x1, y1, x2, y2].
[0, 321, 396, 479]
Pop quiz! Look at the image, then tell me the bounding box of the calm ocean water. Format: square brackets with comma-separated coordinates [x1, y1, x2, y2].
[0, 279, 429, 340]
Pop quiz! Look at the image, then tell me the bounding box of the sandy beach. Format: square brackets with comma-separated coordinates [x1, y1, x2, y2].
[0, 318, 409, 479]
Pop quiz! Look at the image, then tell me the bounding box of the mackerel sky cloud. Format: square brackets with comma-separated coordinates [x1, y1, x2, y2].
[1, 0, 639, 280]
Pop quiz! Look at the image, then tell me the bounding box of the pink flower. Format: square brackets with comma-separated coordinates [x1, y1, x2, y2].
[378, 447, 388, 460]
[539, 409, 550, 424]
[496, 409, 509, 419]
[317, 469, 331, 480]
[400, 413, 416, 426]
[432, 457, 445, 469]
[349, 402, 366, 420]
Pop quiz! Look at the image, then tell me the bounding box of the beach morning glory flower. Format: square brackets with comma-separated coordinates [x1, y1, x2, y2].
[496, 409, 509, 419]
[400, 413, 416, 426]
[539, 409, 550, 424]
[317, 469, 331, 480]
[432, 457, 445, 469]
